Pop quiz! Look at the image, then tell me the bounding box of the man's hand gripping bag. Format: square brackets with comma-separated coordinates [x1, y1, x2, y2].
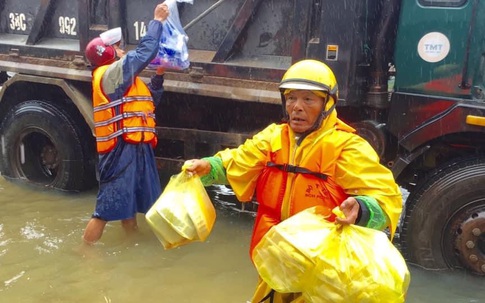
[253, 206, 410, 303]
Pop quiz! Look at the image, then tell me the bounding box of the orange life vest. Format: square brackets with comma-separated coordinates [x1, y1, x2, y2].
[250, 126, 348, 255]
[92, 65, 157, 153]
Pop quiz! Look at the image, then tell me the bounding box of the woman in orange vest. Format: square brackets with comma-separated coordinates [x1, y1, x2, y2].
[82, 3, 169, 245]
[184, 59, 403, 302]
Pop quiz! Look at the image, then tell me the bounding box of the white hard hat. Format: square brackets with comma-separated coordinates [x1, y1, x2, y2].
[99, 27, 122, 46]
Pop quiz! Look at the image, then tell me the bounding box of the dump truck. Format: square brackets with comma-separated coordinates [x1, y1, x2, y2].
[0, 0, 484, 275]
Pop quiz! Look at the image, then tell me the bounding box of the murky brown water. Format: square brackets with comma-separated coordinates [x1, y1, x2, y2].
[0, 177, 484, 303]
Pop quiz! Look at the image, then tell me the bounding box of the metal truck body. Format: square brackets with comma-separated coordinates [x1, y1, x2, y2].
[0, 0, 484, 275]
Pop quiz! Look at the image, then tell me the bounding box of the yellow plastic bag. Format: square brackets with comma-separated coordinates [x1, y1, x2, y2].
[252, 207, 332, 292]
[253, 206, 410, 302]
[145, 170, 216, 249]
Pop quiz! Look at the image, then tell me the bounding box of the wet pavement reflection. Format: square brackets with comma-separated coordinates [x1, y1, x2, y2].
[0, 178, 483, 302]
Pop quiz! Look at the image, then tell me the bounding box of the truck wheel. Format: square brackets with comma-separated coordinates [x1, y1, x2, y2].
[400, 157, 485, 275]
[0, 100, 95, 191]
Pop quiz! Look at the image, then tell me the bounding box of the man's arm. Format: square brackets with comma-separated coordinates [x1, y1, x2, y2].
[148, 67, 165, 107]
[102, 3, 168, 96]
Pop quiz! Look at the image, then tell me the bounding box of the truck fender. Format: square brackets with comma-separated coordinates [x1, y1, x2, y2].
[0, 74, 94, 135]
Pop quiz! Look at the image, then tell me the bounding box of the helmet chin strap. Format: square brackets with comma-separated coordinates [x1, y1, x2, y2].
[295, 96, 336, 145]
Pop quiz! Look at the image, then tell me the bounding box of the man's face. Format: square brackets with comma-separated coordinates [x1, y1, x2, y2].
[285, 90, 325, 134]
[113, 44, 126, 59]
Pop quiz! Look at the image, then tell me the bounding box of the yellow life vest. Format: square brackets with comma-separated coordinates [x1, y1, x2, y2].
[250, 124, 348, 256]
[92, 65, 157, 153]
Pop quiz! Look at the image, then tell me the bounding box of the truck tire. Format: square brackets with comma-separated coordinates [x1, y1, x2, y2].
[400, 157, 485, 275]
[0, 71, 8, 84]
[0, 100, 95, 191]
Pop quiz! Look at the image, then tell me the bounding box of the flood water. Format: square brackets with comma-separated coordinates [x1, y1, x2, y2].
[0, 177, 484, 303]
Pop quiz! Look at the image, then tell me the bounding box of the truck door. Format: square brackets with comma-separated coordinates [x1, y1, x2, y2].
[394, 0, 476, 98]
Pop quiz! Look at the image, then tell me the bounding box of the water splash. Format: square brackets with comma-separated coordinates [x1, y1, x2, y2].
[20, 221, 45, 240]
[0, 224, 10, 256]
[20, 221, 63, 253]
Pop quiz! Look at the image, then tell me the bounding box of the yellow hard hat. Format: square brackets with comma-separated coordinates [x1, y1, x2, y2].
[279, 59, 338, 102]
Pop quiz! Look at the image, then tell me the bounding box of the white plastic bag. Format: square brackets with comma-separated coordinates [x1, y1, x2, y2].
[148, 0, 193, 70]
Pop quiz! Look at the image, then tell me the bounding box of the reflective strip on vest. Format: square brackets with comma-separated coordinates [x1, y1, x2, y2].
[92, 65, 157, 153]
[94, 112, 156, 128]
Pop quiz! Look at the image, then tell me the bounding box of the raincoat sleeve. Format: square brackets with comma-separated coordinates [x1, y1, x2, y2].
[199, 156, 229, 186]
[148, 74, 165, 107]
[354, 195, 388, 230]
[334, 133, 403, 237]
[213, 124, 279, 202]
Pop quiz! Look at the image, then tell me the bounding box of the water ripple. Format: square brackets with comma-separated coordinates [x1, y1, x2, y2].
[4, 271, 25, 287]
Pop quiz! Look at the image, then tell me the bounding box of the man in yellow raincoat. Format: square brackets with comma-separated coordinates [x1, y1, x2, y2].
[184, 59, 402, 302]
